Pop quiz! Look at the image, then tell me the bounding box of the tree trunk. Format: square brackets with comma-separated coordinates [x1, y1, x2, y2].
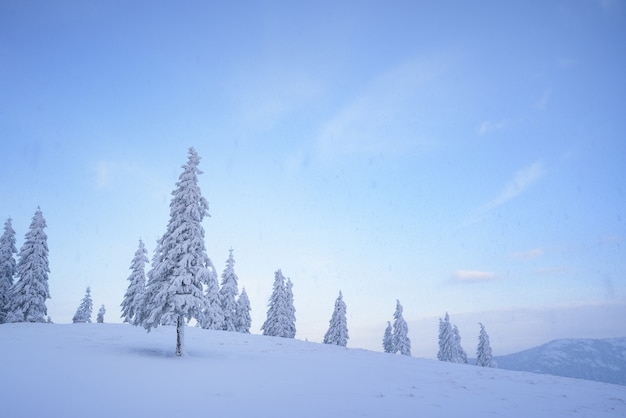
[175, 315, 185, 356]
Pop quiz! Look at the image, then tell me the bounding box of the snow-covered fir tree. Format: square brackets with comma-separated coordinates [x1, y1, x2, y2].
[218, 248, 239, 331]
[198, 265, 223, 330]
[261, 270, 291, 338]
[438, 313, 455, 362]
[452, 324, 469, 364]
[0, 218, 17, 323]
[392, 299, 411, 356]
[120, 239, 148, 324]
[235, 287, 252, 333]
[382, 321, 394, 353]
[476, 322, 496, 367]
[323, 291, 349, 346]
[73, 287, 93, 323]
[438, 312, 467, 364]
[97, 304, 106, 323]
[285, 278, 296, 338]
[138, 148, 215, 356]
[5, 208, 50, 323]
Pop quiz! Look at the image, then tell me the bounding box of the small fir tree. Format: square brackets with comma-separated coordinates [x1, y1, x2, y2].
[476, 322, 496, 367]
[438, 312, 468, 363]
[73, 287, 93, 323]
[121, 239, 148, 324]
[235, 287, 252, 333]
[392, 299, 411, 356]
[452, 325, 469, 364]
[199, 266, 224, 330]
[285, 278, 296, 338]
[261, 270, 289, 338]
[0, 218, 17, 323]
[97, 304, 106, 323]
[382, 321, 394, 353]
[219, 249, 239, 331]
[138, 148, 214, 356]
[323, 291, 349, 347]
[5, 208, 50, 323]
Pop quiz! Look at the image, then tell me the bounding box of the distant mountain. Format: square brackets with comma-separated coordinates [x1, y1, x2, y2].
[494, 338, 626, 386]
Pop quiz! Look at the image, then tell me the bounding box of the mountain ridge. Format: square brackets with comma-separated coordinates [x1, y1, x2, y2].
[494, 337, 626, 385]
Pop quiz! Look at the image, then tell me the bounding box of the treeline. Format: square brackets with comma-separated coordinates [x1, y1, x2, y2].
[0, 147, 496, 366]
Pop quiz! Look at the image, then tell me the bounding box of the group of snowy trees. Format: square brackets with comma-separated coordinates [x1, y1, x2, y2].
[382, 300, 411, 356]
[0, 209, 51, 324]
[437, 312, 496, 367]
[117, 148, 251, 355]
[72, 286, 106, 323]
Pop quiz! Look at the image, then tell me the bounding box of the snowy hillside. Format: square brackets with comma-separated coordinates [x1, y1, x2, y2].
[2, 324, 625, 418]
[495, 337, 626, 386]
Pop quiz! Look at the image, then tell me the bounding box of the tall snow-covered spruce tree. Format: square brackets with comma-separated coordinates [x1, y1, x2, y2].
[121, 239, 148, 324]
[218, 248, 239, 331]
[476, 322, 496, 367]
[0, 218, 17, 323]
[392, 299, 411, 356]
[72, 287, 93, 323]
[138, 148, 215, 356]
[5, 208, 50, 323]
[323, 291, 349, 346]
[261, 269, 296, 338]
[235, 287, 252, 333]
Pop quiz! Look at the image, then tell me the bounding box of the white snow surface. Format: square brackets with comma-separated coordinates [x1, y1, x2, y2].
[2, 323, 625, 418]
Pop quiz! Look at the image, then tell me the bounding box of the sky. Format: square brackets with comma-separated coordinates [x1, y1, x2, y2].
[1, 0, 625, 357]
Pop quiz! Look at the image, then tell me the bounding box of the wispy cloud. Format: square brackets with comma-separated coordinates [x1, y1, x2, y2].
[535, 88, 552, 110]
[316, 55, 453, 160]
[534, 267, 568, 275]
[483, 161, 545, 212]
[229, 71, 323, 132]
[451, 270, 498, 283]
[510, 248, 544, 260]
[93, 161, 115, 189]
[477, 120, 506, 135]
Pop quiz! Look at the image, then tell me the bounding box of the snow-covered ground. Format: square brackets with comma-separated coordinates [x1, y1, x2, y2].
[2, 323, 625, 418]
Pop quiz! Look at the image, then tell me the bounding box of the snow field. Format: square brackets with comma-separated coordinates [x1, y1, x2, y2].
[2, 323, 625, 418]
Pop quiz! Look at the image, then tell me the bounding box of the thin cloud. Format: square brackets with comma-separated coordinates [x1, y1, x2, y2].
[451, 270, 498, 283]
[93, 161, 115, 189]
[316, 54, 453, 160]
[483, 161, 545, 212]
[477, 120, 506, 135]
[534, 267, 568, 275]
[510, 248, 544, 260]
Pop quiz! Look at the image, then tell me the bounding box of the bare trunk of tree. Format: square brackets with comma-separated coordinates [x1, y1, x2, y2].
[175, 314, 185, 356]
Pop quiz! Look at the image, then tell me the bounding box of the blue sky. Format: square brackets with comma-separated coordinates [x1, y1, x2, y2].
[1, 0, 625, 356]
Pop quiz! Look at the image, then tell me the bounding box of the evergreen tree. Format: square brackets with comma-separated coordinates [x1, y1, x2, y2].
[235, 287, 252, 333]
[438, 312, 467, 364]
[382, 321, 394, 353]
[476, 322, 496, 367]
[452, 324, 469, 364]
[121, 239, 148, 324]
[138, 148, 214, 356]
[438, 313, 455, 362]
[285, 278, 296, 338]
[218, 248, 239, 331]
[97, 304, 106, 323]
[198, 267, 224, 330]
[72, 287, 93, 323]
[392, 299, 411, 356]
[0, 218, 17, 323]
[261, 270, 289, 338]
[323, 291, 348, 347]
[5, 208, 50, 323]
